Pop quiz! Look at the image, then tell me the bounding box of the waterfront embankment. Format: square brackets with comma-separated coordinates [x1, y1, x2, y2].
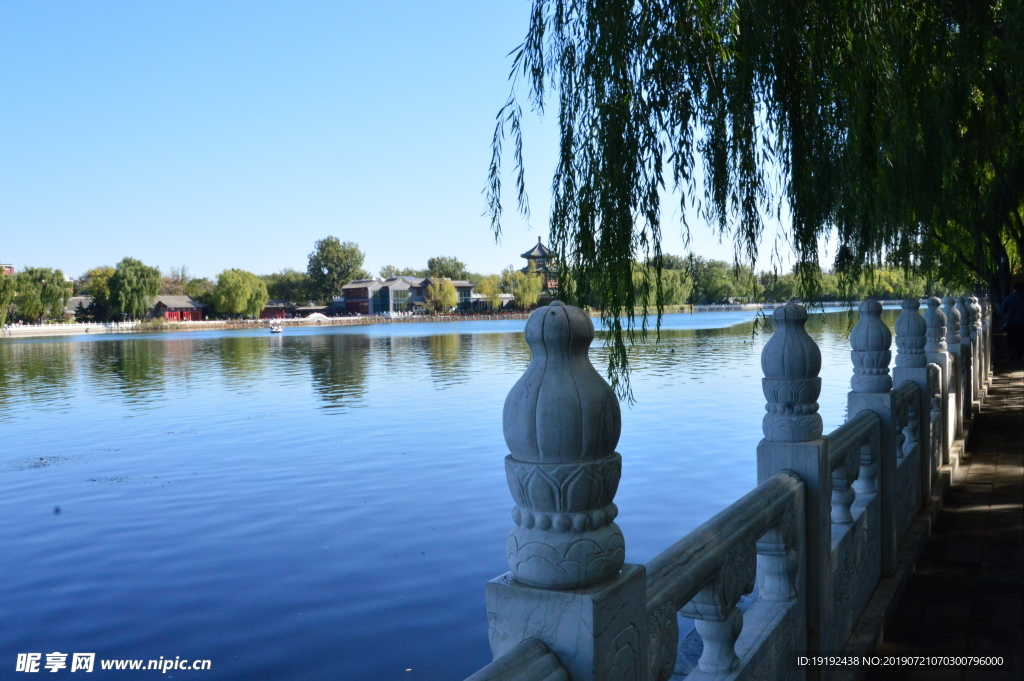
[0, 313, 532, 339]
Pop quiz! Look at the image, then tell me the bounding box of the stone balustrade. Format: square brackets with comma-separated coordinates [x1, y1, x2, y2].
[466, 296, 993, 681]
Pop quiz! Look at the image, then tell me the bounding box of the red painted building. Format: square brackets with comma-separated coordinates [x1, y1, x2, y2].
[150, 295, 204, 321]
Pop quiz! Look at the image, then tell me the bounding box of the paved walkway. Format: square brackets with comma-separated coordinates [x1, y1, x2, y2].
[868, 363, 1024, 680]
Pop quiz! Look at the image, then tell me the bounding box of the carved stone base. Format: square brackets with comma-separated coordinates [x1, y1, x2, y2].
[507, 522, 625, 589]
[486, 564, 647, 681]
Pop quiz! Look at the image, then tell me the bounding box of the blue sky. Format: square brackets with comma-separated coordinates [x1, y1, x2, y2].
[1, 0, 807, 280]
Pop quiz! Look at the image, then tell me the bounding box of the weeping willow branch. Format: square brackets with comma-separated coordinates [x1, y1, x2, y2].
[487, 0, 1024, 399]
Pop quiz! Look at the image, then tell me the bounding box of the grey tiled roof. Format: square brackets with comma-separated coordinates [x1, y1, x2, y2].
[520, 238, 553, 259]
[153, 295, 204, 310]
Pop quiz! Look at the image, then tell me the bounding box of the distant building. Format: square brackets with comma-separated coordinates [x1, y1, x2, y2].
[521, 238, 558, 291]
[341, 276, 482, 314]
[149, 295, 204, 321]
[1, 264, 13, 276]
[65, 295, 93, 318]
[260, 300, 295, 319]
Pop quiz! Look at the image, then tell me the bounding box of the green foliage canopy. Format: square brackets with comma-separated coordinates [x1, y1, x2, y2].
[427, 256, 470, 280]
[489, 0, 1024, 396]
[307, 237, 368, 303]
[79, 266, 116, 321]
[379, 265, 427, 278]
[425, 277, 458, 312]
[476, 274, 504, 310]
[109, 258, 161, 320]
[14, 267, 73, 322]
[501, 264, 543, 310]
[0, 273, 15, 327]
[261, 269, 310, 303]
[213, 269, 269, 318]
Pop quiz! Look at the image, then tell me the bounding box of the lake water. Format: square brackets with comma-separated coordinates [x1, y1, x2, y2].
[0, 309, 898, 679]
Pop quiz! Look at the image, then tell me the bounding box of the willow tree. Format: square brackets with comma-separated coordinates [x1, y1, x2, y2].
[109, 258, 161, 320]
[425, 277, 458, 312]
[213, 269, 269, 318]
[488, 0, 1024, 395]
[0, 273, 15, 327]
[13, 267, 73, 322]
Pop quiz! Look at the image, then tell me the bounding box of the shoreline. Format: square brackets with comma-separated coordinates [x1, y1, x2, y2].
[0, 313, 533, 339]
[0, 300, 903, 340]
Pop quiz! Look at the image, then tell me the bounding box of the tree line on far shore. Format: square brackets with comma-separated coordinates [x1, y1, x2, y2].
[0, 237, 546, 324]
[1, 238, 958, 326]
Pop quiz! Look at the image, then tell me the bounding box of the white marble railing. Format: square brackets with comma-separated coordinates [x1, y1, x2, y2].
[468, 295, 993, 681]
[646, 471, 805, 680]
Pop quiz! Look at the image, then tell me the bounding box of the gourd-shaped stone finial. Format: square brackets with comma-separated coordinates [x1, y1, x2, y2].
[969, 296, 983, 338]
[895, 299, 927, 368]
[943, 297, 961, 347]
[924, 297, 947, 354]
[761, 302, 822, 442]
[850, 300, 892, 393]
[956, 296, 971, 342]
[502, 301, 624, 589]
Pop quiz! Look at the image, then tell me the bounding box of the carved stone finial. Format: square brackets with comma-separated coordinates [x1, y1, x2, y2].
[969, 296, 983, 337]
[956, 296, 971, 342]
[895, 299, 927, 368]
[943, 297, 961, 347]
[502, 300, 625, 589]
[924, 297, 947, 353]
[850, 300, 892, 393]
[761, 302, 822, 442]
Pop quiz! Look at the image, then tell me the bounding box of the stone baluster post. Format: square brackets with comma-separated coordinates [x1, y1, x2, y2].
[981, 296, 992, 383]
[956, 296, 974, 425]
[486, 301, 646, 681]
[970, 296, 983, 402]
[756, 302, 830, 659]
[942, 297, 962, 440]
[847, 300, 898, 576]
[892, 299, 931, 509]
[923, 298, 948, 489]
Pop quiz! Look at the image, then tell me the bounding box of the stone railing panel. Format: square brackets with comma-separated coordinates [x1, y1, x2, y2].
[891, 381, 923, 542]
[824, 411, 883, 652]
[645, 472, 804, 681]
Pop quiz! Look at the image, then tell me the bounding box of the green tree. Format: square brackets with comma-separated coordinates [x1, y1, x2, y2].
[500, 264, 543, 310]
[185, 277, 215, 306]
[425, 277, 458, 312]
[475, 274, 504, 310]
[79, 266, 116, 321]
[380, 265, 427, 278]
[212, 269, 269, 318]
[0, 273, 15, 327]
[109, 258, 161, 320]
[489, 0, 1024, 395]
[261, 269, 310, 302]
[307, 237, 368, 303]
[427, 256, 469, 280]
[13, 267, 73, 322]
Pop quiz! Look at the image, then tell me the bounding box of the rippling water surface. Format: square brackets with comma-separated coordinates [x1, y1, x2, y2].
[0, 309, 897, 679]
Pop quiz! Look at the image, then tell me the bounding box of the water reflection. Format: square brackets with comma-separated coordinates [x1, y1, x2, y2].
[216, 336, 273, 391]
[0, 309, 906, 680]
[84, 340, 166, 401]
[307, 334, 370, 410]
[420, 334, 470, 388]
[0, 342, 77, 411]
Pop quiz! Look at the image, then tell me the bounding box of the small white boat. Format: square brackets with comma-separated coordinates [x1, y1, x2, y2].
[269, 323, 283, 334]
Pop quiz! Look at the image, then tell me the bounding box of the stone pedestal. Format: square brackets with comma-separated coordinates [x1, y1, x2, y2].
[487, 565, 648, 681]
